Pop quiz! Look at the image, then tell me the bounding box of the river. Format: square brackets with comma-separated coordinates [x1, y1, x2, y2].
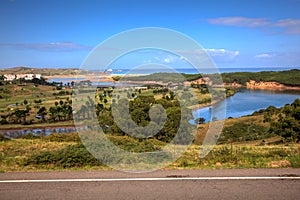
[192, 89, 300, 122]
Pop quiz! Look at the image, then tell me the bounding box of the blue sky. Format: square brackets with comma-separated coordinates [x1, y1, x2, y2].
[0, 0, 300, 69]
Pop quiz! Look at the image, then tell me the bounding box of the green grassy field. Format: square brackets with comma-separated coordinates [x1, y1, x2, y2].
[0, 133, 299, 172]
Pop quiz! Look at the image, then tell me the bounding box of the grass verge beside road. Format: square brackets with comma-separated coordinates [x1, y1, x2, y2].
[0, 133, 299, 172]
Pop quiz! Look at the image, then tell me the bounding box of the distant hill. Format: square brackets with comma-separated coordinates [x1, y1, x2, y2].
[220, 69, 300, 87]
[120, 69, 300, 87]
[121, 73, 203, 82]
[0, 66, 89, 76]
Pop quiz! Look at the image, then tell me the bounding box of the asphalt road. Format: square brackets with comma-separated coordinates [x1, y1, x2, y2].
[1, 169, 299, 200]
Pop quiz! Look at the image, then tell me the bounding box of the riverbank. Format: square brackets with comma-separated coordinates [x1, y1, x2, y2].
[193, 88, 300, 123]
[0, 121, 74, 131]
[44, 75, 114, 83]
[189, 99, 221, 110]
[246, 80, 300, 91]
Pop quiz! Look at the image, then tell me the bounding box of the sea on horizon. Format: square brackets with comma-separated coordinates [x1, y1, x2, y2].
[89, 67, 297, 75]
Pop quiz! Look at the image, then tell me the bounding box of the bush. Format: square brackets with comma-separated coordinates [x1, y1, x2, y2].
[0, 134, 10, 141]
[218, 122, 270, 143]
[20, 133, 40, 139]
[42, 133, 81, 142]
[24, 144, 101, 168]
[288, 155, 300, 167]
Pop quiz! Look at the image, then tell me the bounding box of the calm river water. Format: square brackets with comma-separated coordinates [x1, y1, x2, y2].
[193, 89, 300, 122]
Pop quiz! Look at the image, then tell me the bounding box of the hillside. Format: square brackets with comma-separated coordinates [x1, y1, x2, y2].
[220, 69, 300, 87]
[120, 73, 203, 82]
[119, 69, 300, 87]
[0, 66, 89, 76]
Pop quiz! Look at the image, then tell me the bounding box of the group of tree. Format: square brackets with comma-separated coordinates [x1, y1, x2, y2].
[94, 94, 194, 144]
[191, 83, 209, 94]
[0, 98, 74, 125]
[121, 73, 192, 83]
[48, 99, 73, 122]
[263, 98, 300, 142]
[0, 105, 31, 125]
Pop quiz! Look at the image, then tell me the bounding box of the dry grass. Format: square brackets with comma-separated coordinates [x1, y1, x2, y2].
[0, 136, 299, 172]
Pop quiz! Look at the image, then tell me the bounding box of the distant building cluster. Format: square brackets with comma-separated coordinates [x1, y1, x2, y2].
[2, 74, 42, 81]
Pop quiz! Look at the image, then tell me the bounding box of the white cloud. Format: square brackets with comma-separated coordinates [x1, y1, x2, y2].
[205, 48, 240, 58]
[255, 53, 273, 58]
[207, 17, 300, 34]
[140, 48, 240, 66]
[273, 18, 300, 34]
[163, 55, 176, 63]
[208, 17, 270, 27]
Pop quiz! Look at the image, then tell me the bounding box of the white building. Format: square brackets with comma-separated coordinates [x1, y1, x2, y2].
[3, 74, 42, 81]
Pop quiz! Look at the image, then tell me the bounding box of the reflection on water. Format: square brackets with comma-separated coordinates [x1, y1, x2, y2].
[0, 126, 88, 139]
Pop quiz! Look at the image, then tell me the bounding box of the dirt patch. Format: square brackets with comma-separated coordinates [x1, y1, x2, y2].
[267, 160, 291, 168]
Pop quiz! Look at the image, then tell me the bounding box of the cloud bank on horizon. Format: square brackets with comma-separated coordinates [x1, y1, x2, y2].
[0, 0, 299, 69]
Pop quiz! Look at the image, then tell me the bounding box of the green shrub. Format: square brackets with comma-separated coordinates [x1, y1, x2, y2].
[24, 144, 101, 168]
[20, 133, 40, 139]
[0, 134, 10, 141]
[42, 133, 81, 142]
[288, 155, 300, 167]
[266, 148, 288, 158]
[218, 122, 270, 144]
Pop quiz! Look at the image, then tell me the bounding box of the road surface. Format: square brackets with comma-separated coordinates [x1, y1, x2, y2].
[1, 169, 299, 200]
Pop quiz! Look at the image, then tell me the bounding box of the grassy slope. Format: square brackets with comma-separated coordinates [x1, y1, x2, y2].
[0, 66, 88, 76]
[0, 82, 74, 127]
[121, 73, 202, 82]
[0, 114, 299, 172]
[1, 135, 299, 172]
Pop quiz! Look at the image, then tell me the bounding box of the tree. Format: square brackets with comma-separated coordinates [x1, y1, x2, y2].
[112, 76, 121, 81]
[23, 99, 28, 105]
[37, 107, 47, 122]
[195, 117, 205, 124]
[12, 109, 29, 124]
[49, 106, 58, 121]
[0, 114, 9, 125]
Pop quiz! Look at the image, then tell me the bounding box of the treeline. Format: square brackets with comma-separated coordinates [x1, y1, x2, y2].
[221, 69, 300, 86]
[0, 99, 73, 125]
[120, 69, 300, 86]
[121, 73, 202, 82]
